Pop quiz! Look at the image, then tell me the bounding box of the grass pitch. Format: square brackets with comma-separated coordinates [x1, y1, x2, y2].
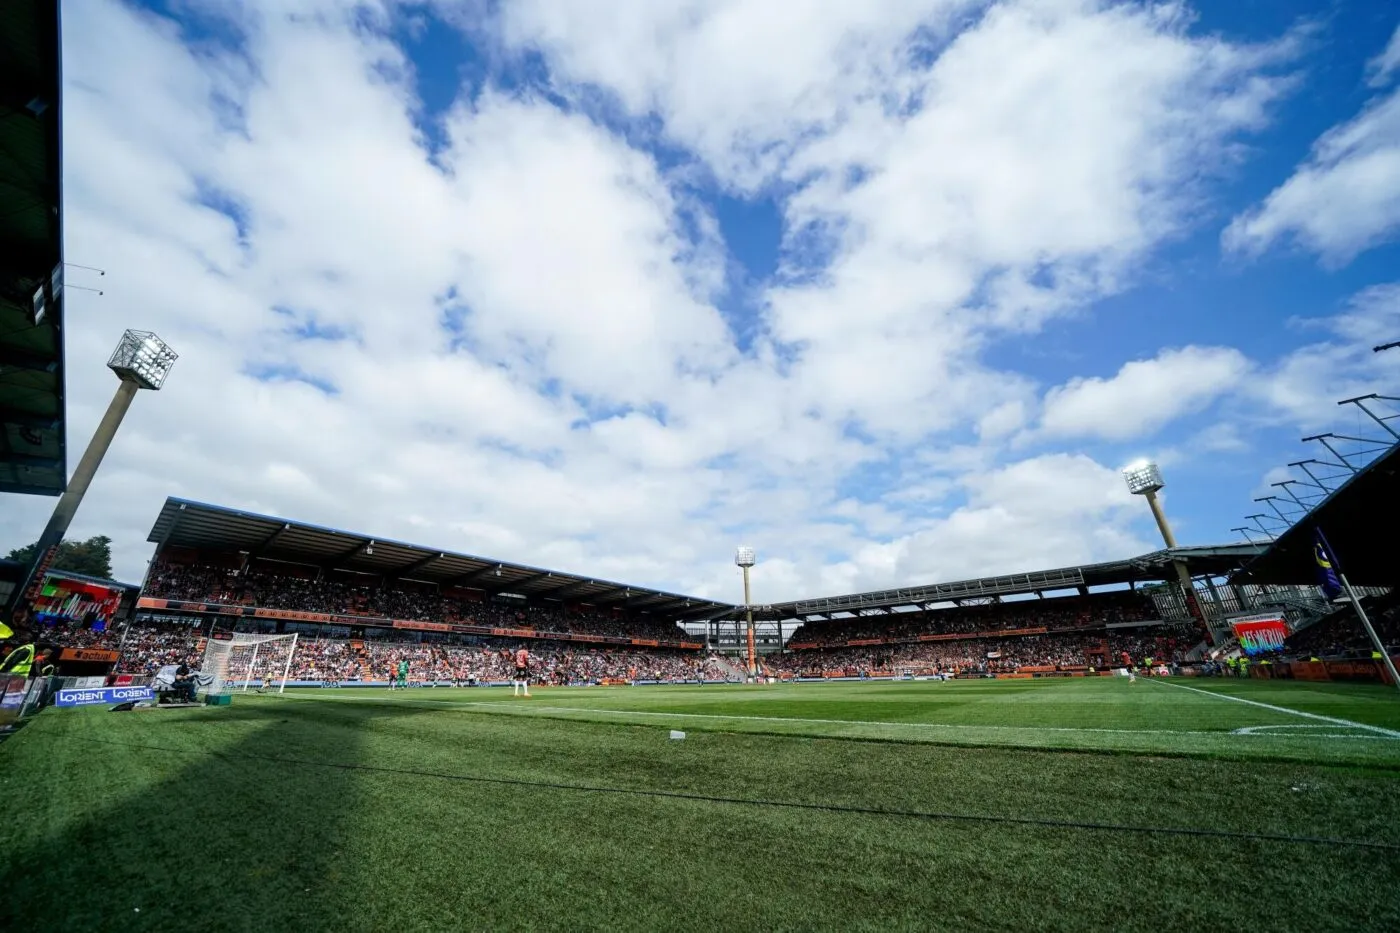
[4, 678, 1400, 932]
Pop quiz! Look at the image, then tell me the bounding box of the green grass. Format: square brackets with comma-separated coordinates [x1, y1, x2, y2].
[4, 678, 1400, 932]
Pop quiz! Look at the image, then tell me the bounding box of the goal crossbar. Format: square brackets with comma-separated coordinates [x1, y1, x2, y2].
[201, 633, 299, 696]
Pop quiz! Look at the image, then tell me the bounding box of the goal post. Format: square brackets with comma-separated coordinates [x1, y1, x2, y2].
[201, 633, 300, 697]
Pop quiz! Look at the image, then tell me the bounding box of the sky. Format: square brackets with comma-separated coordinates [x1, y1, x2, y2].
[3, 0, 1399, 603]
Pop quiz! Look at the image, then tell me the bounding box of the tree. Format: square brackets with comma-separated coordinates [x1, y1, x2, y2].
[4, 535, 114, 580]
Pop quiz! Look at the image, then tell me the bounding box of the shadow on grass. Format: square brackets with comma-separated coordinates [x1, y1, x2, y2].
[0, 697, 433, 931]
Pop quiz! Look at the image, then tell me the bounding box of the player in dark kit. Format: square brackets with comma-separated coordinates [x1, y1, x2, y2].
[512, 647, 531, 698]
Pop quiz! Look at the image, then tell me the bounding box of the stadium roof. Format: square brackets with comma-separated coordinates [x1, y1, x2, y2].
[1237, 439, 1400, 589]
[0, 0, 66, 496]
[146, 498, 736, 621]
[745, 544, 1264, 621]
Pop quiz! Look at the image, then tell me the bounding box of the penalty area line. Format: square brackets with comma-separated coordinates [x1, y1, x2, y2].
[1146, 679, 1400, 738]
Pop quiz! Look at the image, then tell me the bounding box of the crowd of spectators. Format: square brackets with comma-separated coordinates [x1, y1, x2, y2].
[787, 591, 1157, 647]
[15, 615, 733, 685]
[769, 631, 1183, 677]
[352, 641, 731, 684]
[1283, 594, 1400, 659]
[143, 558, 687, 642]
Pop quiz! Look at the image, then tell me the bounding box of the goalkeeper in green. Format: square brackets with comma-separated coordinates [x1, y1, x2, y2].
[396, 658, 409, 689]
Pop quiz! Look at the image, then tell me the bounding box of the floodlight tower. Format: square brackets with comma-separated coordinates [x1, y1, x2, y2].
[4, 331, 178, 622]
[1121, 460, 1211, 642]
[735, 546, 757, 681]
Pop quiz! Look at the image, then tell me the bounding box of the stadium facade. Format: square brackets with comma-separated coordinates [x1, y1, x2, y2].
[129, 497, 1338, 660]
[0, 0, 67, 496]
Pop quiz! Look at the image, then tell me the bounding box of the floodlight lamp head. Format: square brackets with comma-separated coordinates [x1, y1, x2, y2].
[107, 329, 177, 390]
[735, 546, 756, 568]
[1121, 460, 1164, 496]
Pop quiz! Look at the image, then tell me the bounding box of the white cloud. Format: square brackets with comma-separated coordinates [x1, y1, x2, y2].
[0, 1, 1330, 607]
[1038, 346, 1252, 441]
[1224, 31, 1400, 264]
[1367, 24, 1400, 89]
[1249, 283, 1400, 428]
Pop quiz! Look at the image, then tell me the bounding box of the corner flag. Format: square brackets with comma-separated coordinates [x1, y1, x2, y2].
[1313, 528, 1343, 601]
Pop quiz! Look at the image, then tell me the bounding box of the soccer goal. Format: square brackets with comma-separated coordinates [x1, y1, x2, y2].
[201, 633, 300, 696]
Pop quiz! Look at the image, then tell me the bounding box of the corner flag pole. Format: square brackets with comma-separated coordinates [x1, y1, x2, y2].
[1316, 527, 1399, 692]
[1340, 573, 1400, 692]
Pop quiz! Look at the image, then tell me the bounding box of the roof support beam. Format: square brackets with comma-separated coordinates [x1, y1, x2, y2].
[448, 564, 504, 589]
[672, 605, 723, 623]
[539, 578, 599, 599]
[251, 522, 293, 557]
[498, 570, 553, 593]
[394, 552, 445, 580]
[323, 538, 375, 568]
[589, 589, 635, 608]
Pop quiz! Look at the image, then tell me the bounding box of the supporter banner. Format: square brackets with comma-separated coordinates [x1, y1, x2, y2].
[58, 648, 120, 664]
[392, 620, 453, 633]
[257, 607, 334, 623]
[55, 685, 154, 707]
[1230, 617, 1289, 656]
[140, 597, 250, 617]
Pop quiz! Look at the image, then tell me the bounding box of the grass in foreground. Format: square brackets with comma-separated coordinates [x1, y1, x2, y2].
[2, 678, 1399, 932]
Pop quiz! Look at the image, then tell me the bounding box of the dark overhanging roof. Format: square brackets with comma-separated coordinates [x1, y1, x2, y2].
[146, 497, 736, 621]
[741, 543, 1265, 622]
[1236, 439, 1400, 588]
[0, 0, 66, 496]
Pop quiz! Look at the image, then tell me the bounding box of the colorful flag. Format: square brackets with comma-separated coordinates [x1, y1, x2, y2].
[1313, 528, 1343, 601]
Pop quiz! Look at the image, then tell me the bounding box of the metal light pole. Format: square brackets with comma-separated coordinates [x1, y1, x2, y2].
[736, 546, 756, 681]
[1122, 461, 1212, 643]
[4, 331, 177, 624]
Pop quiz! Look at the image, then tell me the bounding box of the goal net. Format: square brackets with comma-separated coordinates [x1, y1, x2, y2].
[201, 633, 300, 696]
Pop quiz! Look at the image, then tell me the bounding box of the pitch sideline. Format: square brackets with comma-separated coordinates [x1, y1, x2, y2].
[278, 690, 1399, 741]
[1146, 679, 1400, 738]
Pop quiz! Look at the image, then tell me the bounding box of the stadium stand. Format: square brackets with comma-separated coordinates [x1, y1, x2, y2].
[11, 615, 739, 685]
[769, 591, 1182, 677]
[0, 0, 68, 497]
[142, 556, 691, 643]
[1282, 592, 1400, 660]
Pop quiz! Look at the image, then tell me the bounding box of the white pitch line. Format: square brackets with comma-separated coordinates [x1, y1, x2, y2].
[279, 691, 1398, 741]
[1147, 679, 1400, 738]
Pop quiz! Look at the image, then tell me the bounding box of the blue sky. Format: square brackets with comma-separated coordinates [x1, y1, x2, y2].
[3, 0, 1398, 601]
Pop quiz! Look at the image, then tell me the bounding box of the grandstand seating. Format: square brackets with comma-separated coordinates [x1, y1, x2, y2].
[770, 592, 1179, 676]
[768, 631, 1181, 677]
[19, 617, 735, 684]
[785, 590, 1157, 648]
[1282, 592, 1400, 659]
[142, 557, 688, 643]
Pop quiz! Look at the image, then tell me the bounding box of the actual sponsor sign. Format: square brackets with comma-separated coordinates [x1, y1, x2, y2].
[58, 647, 121, 663]
[55, 685, 155, 707]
